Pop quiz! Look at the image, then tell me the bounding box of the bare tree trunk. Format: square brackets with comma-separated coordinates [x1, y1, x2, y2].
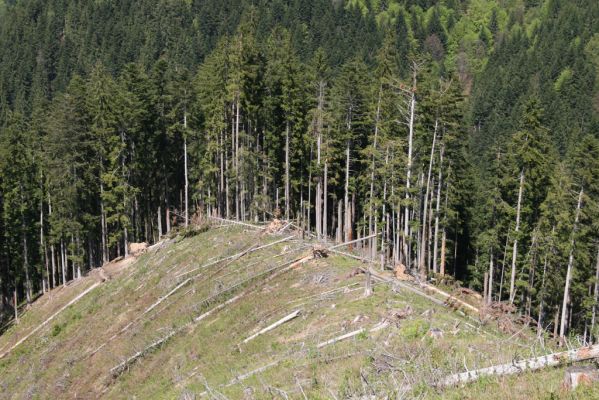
[323, 161, 328, 239]
[285, 121, 290, 220]
[184, 112, 189, 227]
[560, 188, 584, 343]
[591, 245, 599, 342]
[14, 290, 18, 323]
[419, 120, 437, 279]
[487, 251, 494, 305]
[235, 99, 240, 221]
[433, 144, 444, 273]
[40, 196, 49, 291]
[337, 200, 343, 244]
[344, 140, 351, 243]
[440, 229, 447, 276]
[537, 254, 549, 337]
[369, 89, 382, 256]
[157, 206, 162, 240]
[403, 69, 417, 269]
[100, 181, 108, 265]
[509, 170, 525, 304]
[60, 239, 66, 287]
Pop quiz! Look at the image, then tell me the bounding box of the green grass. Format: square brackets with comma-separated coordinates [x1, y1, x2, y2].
[0, 226, 598, 399]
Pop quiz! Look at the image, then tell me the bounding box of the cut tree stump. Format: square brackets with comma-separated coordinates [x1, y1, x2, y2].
[564, 366, 599, 390]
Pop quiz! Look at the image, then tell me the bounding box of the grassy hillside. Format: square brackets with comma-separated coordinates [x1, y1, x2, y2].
[0, 225, 597, 399]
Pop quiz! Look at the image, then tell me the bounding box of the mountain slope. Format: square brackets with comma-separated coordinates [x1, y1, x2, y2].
[0, 224, 597, 399]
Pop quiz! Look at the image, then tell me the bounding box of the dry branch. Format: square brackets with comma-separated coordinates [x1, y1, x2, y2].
[242, 310, 301, 344]
[0, 281, 101, 359]
[438, 344, 599, 387]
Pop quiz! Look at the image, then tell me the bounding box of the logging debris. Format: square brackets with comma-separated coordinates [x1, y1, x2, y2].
[438, 344, 599, 387]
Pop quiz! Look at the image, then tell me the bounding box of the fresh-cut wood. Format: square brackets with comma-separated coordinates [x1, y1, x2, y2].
[438, 344, 599, 387]
[0, 281, 101, 359]
[242, 310, 301, 344]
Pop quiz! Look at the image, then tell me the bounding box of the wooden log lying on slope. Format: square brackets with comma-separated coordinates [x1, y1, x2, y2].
[208, 216, 263, 230]
[438, 344, 599, 387]
[242, 310, 301, 344]
[0, 281, 102, 359]
[316, 322, 390, 349]
[420, 282, 480, 314]
[108, 253, 311, 380]
[176, 235, 295, 278]
[143, 277, 191, 315]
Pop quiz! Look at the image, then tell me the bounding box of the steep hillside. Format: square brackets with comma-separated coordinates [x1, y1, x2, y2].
[0, 223, 597, 399]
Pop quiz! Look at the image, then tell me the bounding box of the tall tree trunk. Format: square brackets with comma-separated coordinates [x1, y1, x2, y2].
[537, 254, 549, 337]
[184, 112, 189, 227]
[323, 161, 328, 239]
[509, 169, 525, 304]
[369, 88, 382, 256]
[487, 251, 494, 305]
[235, 99, 240, 221]
[433, 143, 445, 273]
[591, 245, 599, 342]
[157, 206, 162, 240]
[337, 200, 342, 243]
[344, 140, 351, 243]
[419, 120, 437, 279]
[100, 181, 108, 264]
[440, 228, 447, 276]
[285, 121, 290, 220]
[19, 185, 31, 303]
[60, 239, 66, 287]
[560, 188, 584, 343]
[403, 77, 416, 268]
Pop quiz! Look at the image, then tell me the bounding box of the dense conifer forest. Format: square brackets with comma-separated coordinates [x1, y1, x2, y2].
[0, 0, 598, 344]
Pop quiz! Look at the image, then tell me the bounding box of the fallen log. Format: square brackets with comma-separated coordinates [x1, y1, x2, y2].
[143, 278, 191, 315]
[0, 281, 101, 359]
[208, 216, 263, 230]
[108, 253, 309, 381]
[110, 329, 177, 378]
[176, 235, 295, 278]
[438, 344, 599, 387]
[317, 328, 365, 349]
[242, 310, 301, 344]
[227, 359, 282, 386]
[328, 233, 380, 250]
[420, 283, 480, 315]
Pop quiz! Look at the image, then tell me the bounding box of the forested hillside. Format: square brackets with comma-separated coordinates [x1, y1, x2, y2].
[0, 0, 598, 345]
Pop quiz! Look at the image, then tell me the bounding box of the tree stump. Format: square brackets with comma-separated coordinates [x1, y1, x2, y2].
[564, 366, 599, 390]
